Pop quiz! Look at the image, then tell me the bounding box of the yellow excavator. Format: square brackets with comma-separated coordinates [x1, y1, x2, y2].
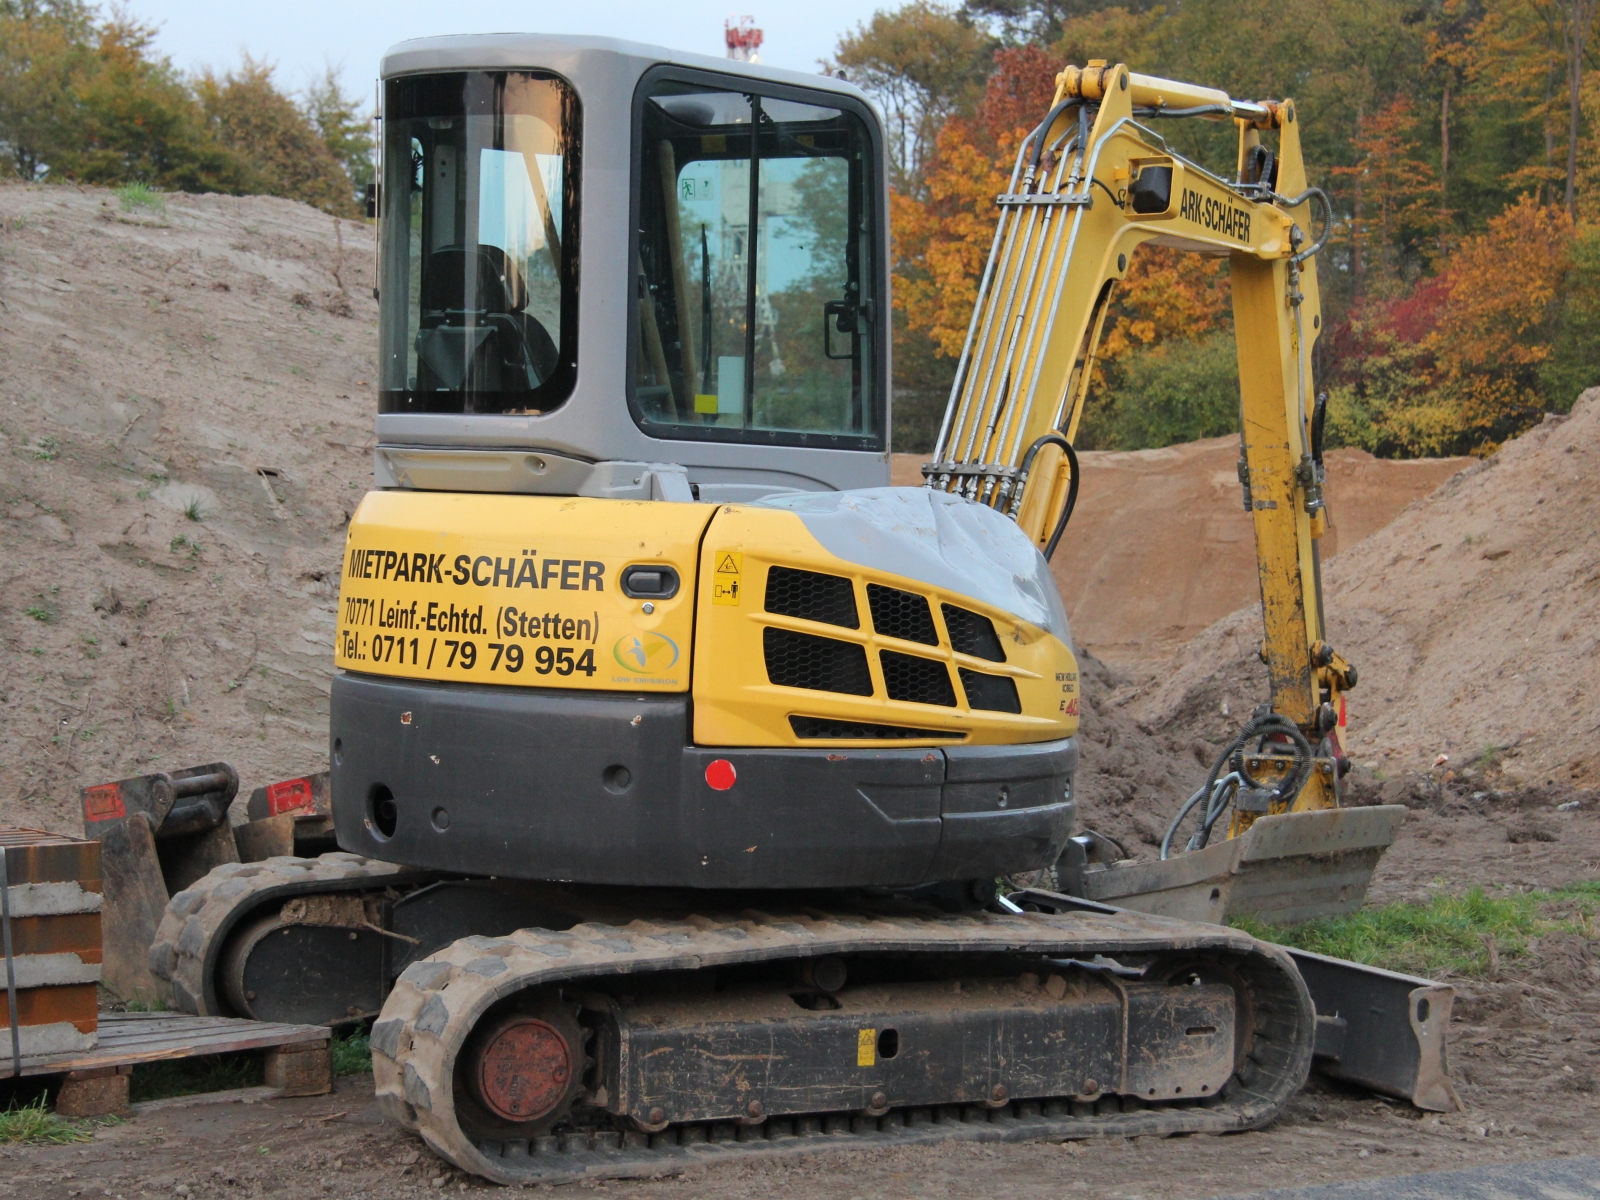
[105, 39, 1451, 1185]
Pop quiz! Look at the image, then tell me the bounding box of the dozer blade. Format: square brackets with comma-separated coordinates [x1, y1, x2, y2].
[1288, 948, 1461, 1112]
[1073, 806, 1406, 925]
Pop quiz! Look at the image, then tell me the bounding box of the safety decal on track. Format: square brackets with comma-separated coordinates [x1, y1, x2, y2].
[857, 1028, 877, 1067]
[712, 551, 743, 606]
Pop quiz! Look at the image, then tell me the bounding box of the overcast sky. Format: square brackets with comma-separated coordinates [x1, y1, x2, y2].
[130, 1, 878, 96]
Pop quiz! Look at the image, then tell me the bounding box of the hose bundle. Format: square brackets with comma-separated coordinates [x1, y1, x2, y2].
[1160, 713, 1314, 859]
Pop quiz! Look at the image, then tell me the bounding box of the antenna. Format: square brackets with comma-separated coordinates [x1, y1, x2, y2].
[724, 15, 763, 63]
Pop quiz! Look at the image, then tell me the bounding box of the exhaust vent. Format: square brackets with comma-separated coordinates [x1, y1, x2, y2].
[880, 651, 957, 707]
[867, 584, 938, 645]
[765, 566, 859, 629]
[764, 628, 872, 695]
[942, 604, 1006, 662]
[959, 668, 1022, 714]
[789, 716, 962, 740]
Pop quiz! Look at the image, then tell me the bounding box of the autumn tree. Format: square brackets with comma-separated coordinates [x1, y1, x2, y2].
[195, 58, 357, 216]
[829, 2, 993, 196]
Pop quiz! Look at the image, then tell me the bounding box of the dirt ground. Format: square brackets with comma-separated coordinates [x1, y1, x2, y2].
[0, 183, 1595, 1196]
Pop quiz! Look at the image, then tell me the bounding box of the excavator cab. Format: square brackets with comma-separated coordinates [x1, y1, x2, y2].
[371, 38, 888, 499]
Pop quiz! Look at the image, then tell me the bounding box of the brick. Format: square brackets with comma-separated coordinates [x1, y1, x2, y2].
[55, 1066, 130, 1117]
[264, 1043, 331, 1097]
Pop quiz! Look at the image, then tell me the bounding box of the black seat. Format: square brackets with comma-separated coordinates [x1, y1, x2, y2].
[415, 246, 558, 398]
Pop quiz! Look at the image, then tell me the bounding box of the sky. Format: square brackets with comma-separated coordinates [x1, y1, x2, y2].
[129, 1, 880, 96]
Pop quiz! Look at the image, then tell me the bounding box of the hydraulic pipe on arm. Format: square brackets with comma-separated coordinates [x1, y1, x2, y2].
[925, 60, 1352, 817]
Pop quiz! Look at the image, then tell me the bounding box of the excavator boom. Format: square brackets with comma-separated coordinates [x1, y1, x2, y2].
[927, 61, 1348, 809]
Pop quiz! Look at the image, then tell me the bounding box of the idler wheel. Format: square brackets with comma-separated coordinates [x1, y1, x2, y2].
[457, 995, 585, 1137]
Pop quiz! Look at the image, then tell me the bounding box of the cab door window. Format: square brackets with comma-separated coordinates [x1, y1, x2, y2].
[632, 76, 880, 447]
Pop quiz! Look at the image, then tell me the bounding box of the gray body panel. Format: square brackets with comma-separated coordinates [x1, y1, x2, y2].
[330, 670, 1077, 888]
[376, 34, 892, 501]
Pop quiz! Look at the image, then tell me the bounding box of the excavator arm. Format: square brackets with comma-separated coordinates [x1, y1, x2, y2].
[926, 61, 1349, 815]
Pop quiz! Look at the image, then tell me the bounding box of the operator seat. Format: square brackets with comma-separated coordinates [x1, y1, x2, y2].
[414, 245, 559, 403]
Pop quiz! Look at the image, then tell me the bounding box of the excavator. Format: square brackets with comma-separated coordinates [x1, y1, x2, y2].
[103, 36, 1453, 1184]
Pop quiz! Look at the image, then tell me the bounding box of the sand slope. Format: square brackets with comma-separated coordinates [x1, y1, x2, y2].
[1128, 390, 1600, 788]
[0, 183, 375, 830]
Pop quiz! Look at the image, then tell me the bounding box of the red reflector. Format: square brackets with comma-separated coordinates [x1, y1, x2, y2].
[705, 759, 737, 791]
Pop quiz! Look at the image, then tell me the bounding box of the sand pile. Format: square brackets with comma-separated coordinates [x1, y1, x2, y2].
[1125, 389, 1600, 795]
[891, 442, 1467, 670]
[0, 183, 375, 831]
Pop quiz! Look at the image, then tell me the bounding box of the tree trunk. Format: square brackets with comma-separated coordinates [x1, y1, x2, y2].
[1439, 79, 1451, 228]
[1560, 0, 1596, 217]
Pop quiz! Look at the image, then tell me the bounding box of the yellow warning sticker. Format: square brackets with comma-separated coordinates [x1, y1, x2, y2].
[857, 1028, 876, 1068]
[712, 551, 743, 606]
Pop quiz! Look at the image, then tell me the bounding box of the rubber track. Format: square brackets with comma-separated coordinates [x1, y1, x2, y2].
[149, 853, 431, 1015]
[372, 906, 1315, 1185]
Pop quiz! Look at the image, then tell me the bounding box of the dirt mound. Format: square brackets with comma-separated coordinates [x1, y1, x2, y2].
[0, 183, 375, 832]
[892, 442, 1468, 670]
[1128, 389, 1600, 791]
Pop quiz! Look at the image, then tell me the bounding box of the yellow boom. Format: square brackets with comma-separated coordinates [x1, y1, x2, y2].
[926, 61, 1352, 816]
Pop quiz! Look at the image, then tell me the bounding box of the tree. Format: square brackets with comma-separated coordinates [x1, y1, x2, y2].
[829, 2, 994, 196]
[303, 65, 373, 198]
[195, 58, 357, 216]
[1550, 0, 1597, 213]
[1330, 96, 1442, 293]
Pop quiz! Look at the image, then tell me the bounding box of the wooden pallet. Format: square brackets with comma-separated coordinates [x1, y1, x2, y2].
[0, 1011, 332, 1116]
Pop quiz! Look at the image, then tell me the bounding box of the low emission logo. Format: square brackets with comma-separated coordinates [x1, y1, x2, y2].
[613, 631, 680, 674]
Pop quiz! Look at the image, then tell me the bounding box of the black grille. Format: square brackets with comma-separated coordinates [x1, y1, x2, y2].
[866, 584, 939, 645]
[880, 650, 957, 707]
[943, 604, 1006, 662]
[959, 668, 1022, 714]
[765, 567, 859, 629]
[764, 628, 872, 695]
[789, 716, 963, 740]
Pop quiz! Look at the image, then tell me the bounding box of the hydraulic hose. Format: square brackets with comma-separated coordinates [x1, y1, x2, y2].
[1018, 433, 1080, 561]
[1160, 713, 1315, 858]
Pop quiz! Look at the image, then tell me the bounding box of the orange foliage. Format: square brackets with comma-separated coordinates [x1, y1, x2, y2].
[894, 64, 1232, 368]
[1330, 96, 1442, 290]
[891, 119, 1012, 358]
[1425, 196, 1574, 446]
[1100, 248, 1231, 360]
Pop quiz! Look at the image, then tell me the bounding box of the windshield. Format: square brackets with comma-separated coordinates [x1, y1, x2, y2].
[632, 75, 881, 448]
[380, 71, 580, 415]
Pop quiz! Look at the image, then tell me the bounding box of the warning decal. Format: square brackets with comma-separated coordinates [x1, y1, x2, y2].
[712, 551, 743, 606]
[857, 1028, 877, 1067]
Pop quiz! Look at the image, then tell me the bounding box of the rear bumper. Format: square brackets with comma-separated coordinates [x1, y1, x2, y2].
[330, 671, 1076, 889]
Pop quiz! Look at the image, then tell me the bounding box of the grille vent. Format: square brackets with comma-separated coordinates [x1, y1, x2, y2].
[789, 716, 962, 741]
[880, 651, 957, 707]
[765, 567, 859, 629]
[866, 584, 938, 645]
[764, 628, 872, 696]
[959, 668, 1022, 714]
[943, 604, 1006, 662]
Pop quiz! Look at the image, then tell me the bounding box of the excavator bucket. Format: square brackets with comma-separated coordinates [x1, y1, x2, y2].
[233, 772, 336, 862]
[80, 763, 240, 1005]
[1069, 806, 1407, 925]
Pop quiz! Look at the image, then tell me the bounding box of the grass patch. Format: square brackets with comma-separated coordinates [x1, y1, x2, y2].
[129, 1053, 263, 1104]
[1235, 882, 1600, 978]
[117, 182, 166, 215]
[0, 1096, 97, 1145]
[331, 1030, 371, 1077]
